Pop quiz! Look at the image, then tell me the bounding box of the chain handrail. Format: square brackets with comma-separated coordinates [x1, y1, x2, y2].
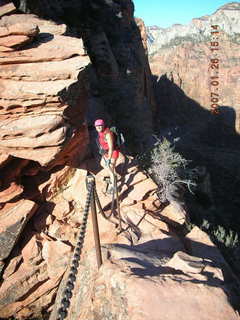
[55, 169, 123, 320]
[56, 176, 94, 320]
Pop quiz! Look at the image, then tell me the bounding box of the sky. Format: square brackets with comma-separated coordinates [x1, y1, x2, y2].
[133, 0, 237, 27]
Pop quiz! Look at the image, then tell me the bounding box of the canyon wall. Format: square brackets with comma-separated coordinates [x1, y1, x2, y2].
[148, 2, 240, 132]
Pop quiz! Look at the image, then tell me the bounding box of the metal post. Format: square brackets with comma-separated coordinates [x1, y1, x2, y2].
[89, 176, 103, 269]
[114, 174, 122, 232]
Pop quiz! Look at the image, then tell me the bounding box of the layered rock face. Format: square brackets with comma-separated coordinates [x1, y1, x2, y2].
[13, 0, 156, 153]
[0, 13, 89, 166]
[150, 36, 240, 123]
[0, 2, 89, 318]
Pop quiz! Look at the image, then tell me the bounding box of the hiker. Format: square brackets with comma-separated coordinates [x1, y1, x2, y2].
[94, 119, 122, 193]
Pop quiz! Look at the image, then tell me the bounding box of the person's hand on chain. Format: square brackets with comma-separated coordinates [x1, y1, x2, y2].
[106, 159, 111, 167]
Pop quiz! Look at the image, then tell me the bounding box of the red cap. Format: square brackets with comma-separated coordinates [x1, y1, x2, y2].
[94, 119, 105, 126]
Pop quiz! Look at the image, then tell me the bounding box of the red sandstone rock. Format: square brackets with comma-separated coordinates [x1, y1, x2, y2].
[0, 1, 16, 17]
[166, 251, 205, 274]
[47, 219, 79, 244]
[186, 226, 227, 265]
[0, 260, 4, 275]
[0, 22, 39, 37]
[0, 235, 72, 318]
[0, 34, 32, 48]
[0, 14, 89, 166]
[0, 199, 38, 260]
[126, 176, 157, 201]
[51, 199, 71, 220]
[0, 45, 14, 52]
[42, 238, 72, 279]
[12, 276, 61, 319]
[1, 4, 239, 320]
[0, 14, 67, 35]
[52, 246, 239, 320]
[0, 158, 29, 189]
[0, 261, 49, 317]
[22, 234, 43, 266]
[0, 21, 39, 50]
[0, 182, 23, 203]
[160, 203, 187, 227]
[0, 34, 86, 65]
[0, 153, 11, 168]
[2, 255, 22, 279]
[135, 18, 148, 53]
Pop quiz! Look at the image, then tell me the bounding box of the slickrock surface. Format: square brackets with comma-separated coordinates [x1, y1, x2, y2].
[50, 161, 240, 320]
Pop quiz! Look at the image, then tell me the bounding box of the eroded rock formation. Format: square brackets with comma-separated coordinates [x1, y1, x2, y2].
[0, 2, 88, 318]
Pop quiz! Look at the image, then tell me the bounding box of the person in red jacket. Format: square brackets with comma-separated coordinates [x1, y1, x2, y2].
[94, 119, 120, 193]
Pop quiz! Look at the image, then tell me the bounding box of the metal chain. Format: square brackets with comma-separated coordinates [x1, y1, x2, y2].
[55, 170, 123, 320]
[56, 177, 94, 320]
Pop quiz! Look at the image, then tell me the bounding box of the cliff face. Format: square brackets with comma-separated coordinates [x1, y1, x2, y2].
[0, 6, 90, 318]
[148, 2, 240, 132]
[0, 15, 89, 166]
[150, 36, 240, 125]
[147, 2, 240, 146]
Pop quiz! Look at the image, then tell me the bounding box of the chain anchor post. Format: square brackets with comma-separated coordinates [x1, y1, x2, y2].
[88, 174, 103, 269]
